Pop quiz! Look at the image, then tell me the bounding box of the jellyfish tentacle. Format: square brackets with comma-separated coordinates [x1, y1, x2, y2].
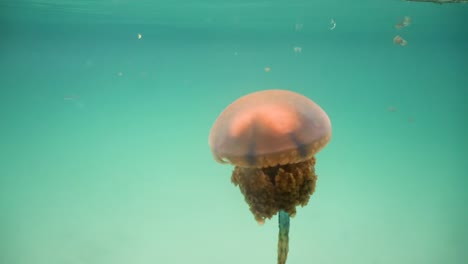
[278, 210, 290, 264]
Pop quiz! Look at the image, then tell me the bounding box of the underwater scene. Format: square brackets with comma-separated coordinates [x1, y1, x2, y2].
[0, 1, 467, 264]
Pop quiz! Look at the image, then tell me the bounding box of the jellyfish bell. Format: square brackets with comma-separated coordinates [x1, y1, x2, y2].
[209, 89, 332, 264]
[209, 89, 331, 168]
[209, 89, 331, 223]
[395, 16, 411, 29]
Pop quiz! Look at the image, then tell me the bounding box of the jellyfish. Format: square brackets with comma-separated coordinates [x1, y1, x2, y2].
[208, 89, 332, 264]
[329, 18, 336, 30]
[395, 16, 411, 29]
[295, 23, 303, 32]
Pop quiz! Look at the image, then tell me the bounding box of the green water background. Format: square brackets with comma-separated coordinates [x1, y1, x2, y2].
[1, 1, 467, 263]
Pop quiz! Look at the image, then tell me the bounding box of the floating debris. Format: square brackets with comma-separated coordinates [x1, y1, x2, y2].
[403, 16, 411, 27]
[264, 67, 271, 73]
[117, 72, 123, 76]
[395, 16, 411, 29]
[403, 0, 467, 3]
[387, 106, 397, 112]
[137, 33, 142, 40]
[330, 19, 336, 30]
[293, 46, 302, 53]
[393, 35, 408, 46]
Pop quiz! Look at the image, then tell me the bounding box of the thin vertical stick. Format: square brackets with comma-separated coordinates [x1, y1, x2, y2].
[278, 210, 290, 264]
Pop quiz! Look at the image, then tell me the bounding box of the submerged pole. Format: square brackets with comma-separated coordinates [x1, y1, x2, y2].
[278, 210, 290, 264]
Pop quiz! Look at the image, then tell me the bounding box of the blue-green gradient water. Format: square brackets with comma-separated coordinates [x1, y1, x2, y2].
[1, 1, 467, 264]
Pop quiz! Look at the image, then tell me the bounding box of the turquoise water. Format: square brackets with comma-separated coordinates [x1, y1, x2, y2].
[1, 1, 467, 264]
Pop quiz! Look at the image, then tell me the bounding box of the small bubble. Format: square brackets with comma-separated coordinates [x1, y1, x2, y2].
[295, 23, 303, 32]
